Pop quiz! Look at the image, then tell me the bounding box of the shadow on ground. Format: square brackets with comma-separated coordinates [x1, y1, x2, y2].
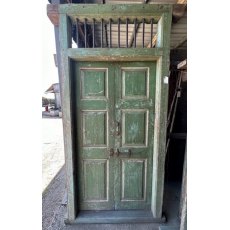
[43, 165, 66, 230]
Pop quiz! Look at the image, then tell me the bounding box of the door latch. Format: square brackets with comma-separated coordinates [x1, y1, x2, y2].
[109, 148, 114, 157]
[117, 148, 131, 157]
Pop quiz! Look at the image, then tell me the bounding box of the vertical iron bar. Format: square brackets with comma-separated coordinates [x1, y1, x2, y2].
[134, 18, 137, 48]
[118, 18, 120, 48]
[109, 19, 112, 48]
[142, 18, 145, 48]
[84, 18, 87, 48]
[126, 18, 128, 48]
[150, 18, 153, 48]
[101, 18, 103, 48]
[93, 18, 95, 48]
[76, 18, 79, 46]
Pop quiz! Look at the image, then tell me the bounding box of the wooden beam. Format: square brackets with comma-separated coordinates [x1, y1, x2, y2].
[59, 13, 76, 222]
[152, 6, 173, 218]
[177, 59, 187, 69]
[147, 34, 157, 48]
[177, 0, 187, 4]
[67, 48, 165, 61]
[47, 4, 59, 26]
[179, 142, 187, 230]
[172, 36, 187, 50]
[172, 4, 187, 23]
[59, 4, 172, 22]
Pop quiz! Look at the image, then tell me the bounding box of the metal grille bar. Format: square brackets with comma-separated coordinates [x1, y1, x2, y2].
[74, 17, 157, 48]
[84, 18, 87, 48]
[101, 18, 103, 48]
[142, 18, 145, 48]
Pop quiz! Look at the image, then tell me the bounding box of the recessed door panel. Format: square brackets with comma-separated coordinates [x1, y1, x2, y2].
[122, 68, 149, 99]
[82, 111, 107, 147]
[81, 68, 108, 99]
[122, 109, 148, 147]
[83, 159, 109, 202]
[121, 159, 147, 201]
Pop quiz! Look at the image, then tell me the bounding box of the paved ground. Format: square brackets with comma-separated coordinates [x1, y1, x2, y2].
[42, 117, 65, 191]
[42, 117, 66, 230]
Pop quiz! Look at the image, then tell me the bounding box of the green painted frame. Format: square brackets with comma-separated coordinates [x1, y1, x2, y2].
[58, 4, 172, 223]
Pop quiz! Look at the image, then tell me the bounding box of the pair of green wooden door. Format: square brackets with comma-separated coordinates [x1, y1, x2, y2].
[74, 61, 156, 211]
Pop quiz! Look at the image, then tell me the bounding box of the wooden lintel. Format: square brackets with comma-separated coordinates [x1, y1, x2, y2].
[67, 48, 165, 61]
[177, 59, 187, 69]
[59, 4, 171, 20]
[47, 4, 59, 26]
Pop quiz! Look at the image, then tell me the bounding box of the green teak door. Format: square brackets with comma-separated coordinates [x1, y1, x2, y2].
[74, 61, 156, 211]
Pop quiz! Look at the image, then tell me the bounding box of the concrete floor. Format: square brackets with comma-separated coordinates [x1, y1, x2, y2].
[42, 117, 65, 191]
[42, 117, 181, 230]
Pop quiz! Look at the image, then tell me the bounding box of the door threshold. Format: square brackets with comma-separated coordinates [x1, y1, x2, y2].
[65, 210, 166, 224]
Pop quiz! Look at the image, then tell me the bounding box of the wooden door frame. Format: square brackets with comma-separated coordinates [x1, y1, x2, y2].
[58, 4, 172, 223]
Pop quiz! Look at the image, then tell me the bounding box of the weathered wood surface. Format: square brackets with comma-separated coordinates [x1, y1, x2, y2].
[59, 14, 76, 221]
[57, 3, 173, 222]
[147, 34, 157, 48]
[180, 141, 187, 230]
[152, 6, 172, 218]
[68, 48, 166, 61]
[73, 210, 166, 224]
[59, 4, 172, 22]
[74, 61, 156, 211]
[177, 59, 187, 69]
[172, 36, 187, 50]
[47, 4, 59, 26]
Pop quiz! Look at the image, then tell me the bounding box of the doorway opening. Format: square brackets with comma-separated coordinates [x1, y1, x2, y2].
[162, 65, 187, 225]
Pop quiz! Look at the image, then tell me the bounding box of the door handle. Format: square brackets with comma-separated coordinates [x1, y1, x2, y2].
[117, 148, 131, 157]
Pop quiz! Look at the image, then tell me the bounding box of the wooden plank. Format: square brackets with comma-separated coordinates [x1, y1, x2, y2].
[177, 59, 187, 69]
[59, 4, 171, 21]
[147, 34, 157, 48]
[152, 6, 172, 219]
[180, 141, 187, 230]
[59, 14, 76, 222]
[177, 0, 187, 4]
[67, 48, 165, 61]
[72, 210, 166, 224]
[172, 36, 187, 50]
[47, 4, 59, 26]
